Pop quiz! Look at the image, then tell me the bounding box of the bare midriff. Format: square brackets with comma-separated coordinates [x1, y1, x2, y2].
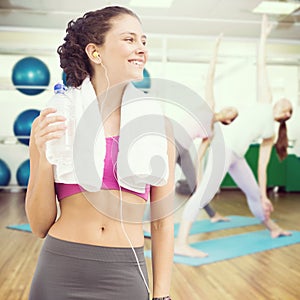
[48, 189, 147, 247]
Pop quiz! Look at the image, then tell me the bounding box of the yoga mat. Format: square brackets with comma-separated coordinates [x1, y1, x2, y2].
[145, 230, 300, 266]
[6, 223, 31, 232]
[144, 215, 262, 238]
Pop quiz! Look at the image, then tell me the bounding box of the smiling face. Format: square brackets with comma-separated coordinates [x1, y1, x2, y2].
[98, 14, 148, 85]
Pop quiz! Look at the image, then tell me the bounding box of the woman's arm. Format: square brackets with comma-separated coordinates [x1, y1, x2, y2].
[25, 108, 66, 238]
[258, 136, 274, 201]
[150, 119, 176, 299]
[258, 137, 275, 220]
[199, 34, 221, 185]
[259, 137, 293, 236]
[205, 33, 222, 112]
[257, 14, 273, 104]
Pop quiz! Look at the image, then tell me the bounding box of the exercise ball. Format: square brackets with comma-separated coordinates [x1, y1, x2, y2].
[13, 109, 40, 145]
[132, 68, 151, 89]
[0, 159, 11, 186]
[62, 71, 68, 86]
[16, 159, 30, 187]
[12, 57, 50, 95]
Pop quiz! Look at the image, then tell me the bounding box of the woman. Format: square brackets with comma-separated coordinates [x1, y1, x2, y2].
[174, 34, 236, 226]
[175, 15, 292, 258]
[143, 47, 237, 236]
[26, 6, 174, 300]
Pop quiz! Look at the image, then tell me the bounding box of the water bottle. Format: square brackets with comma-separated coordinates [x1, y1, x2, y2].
[46, 81, 75, 165]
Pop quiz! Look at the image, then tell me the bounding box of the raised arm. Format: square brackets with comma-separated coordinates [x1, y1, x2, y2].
[257, 14, 273, 104]
[205, 33, 223, 112]
[197, 34, 223, 183]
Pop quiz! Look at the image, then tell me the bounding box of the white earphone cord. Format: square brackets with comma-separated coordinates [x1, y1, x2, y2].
[102, 63, 150, 294]
[118, 182, 150, 294]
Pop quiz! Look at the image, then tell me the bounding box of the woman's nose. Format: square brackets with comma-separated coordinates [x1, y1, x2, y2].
[136, 42, 147, 54]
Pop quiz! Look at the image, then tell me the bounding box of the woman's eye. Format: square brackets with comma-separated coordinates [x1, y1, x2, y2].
[125, 38, 134, 42]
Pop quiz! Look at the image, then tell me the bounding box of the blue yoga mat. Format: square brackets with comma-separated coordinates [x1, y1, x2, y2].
[6, 223, 31, 232]
[145, 230, 300, 266]
[144, 215, 262, 238]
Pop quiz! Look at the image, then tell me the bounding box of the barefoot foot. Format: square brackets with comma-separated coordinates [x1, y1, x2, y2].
[271, 229, 292, 238]
[174, 243, 208, 258]
[210, 213, 230, 223]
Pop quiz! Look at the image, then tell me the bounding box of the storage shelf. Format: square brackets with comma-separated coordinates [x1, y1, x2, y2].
[0, 136, 30, 145]
[0, 185, 27, 192]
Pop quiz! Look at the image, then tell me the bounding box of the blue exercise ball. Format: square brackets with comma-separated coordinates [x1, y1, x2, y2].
[132, 68, 151, 89]
[13, 109, 40, 145]
[12, 57, 50, 95]
[0, 159, 11, 186]
[62, 71, 68, 86]
[16, 159, 30, 187]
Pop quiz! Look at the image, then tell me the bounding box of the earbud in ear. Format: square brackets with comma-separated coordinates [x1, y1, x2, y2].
[93, 51, 99, 58]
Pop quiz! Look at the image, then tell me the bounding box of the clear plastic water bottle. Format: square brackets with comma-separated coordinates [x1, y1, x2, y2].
[46, 81, 75, 165]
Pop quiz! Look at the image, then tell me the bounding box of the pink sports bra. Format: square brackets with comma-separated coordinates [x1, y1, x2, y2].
[55, 136, 150, 201]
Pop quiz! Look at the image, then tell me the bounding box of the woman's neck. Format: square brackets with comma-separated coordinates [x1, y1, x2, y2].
[91, 69, 128, 96]
[91, 74, 128, 118]
[213, 112, 220, 123]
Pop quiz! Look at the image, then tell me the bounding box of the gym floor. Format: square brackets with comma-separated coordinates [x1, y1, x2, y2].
[1, 189, 300, 300]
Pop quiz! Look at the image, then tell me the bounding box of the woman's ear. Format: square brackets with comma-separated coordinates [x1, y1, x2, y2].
[85, 43, 102, 64]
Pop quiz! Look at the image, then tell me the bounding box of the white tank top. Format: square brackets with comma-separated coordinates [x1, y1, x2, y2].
[221, 103, 274, 157]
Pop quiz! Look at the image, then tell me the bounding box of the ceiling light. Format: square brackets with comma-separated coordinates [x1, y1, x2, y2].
[129, 0, 174, 8]
[252, 1, 300, 15]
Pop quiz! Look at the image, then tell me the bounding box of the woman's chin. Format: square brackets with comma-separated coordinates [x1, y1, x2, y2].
[132, 76, 143, 83]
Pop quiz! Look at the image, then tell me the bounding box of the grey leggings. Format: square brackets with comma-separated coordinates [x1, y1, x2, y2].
[176, 141, 216, 218]
[29, 235, 149, 300]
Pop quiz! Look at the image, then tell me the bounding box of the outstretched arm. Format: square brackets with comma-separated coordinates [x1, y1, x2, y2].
[258, 136, 276, 222]
[205, 33, 223, 111]
[258, 137, 274, 202]
[259, 137, 291, 237]
[257, 14, 273, 104]
[256, 15, 275, 220]
[198, 33, 223, 182]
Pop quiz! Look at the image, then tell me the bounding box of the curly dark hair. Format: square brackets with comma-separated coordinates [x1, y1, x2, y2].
[57, 6, 139, 87]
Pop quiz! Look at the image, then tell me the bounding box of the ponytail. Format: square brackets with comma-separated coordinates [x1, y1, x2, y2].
[275, 121, 288, 161]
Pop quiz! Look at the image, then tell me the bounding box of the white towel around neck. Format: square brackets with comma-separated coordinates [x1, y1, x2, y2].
[48, 77, 169, 193]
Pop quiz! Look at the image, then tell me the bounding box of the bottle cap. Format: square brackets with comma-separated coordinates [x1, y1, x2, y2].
[54, 80, 67, 94]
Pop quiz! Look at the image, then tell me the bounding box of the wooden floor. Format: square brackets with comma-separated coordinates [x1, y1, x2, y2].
[0, 188, 300, 300]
